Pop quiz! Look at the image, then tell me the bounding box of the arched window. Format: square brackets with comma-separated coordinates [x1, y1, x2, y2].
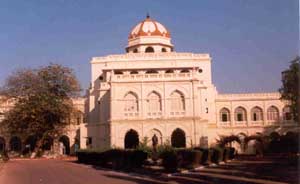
[124, 129, 139, 149]
[130, 70, 138, 74]
[283, 106, 292, 120]
[124, 92, 139, 114]
[251, 106, 263, 121]
[145, 46, 154, 53]
[220, 108, 230, 122]
[234, 107, 247, 122]
[146, 70, 158, 74]
[161, 48, 167, 52]
[180, 69, 190, 73]
[165, 69, 174, 73]
[171, 128, 186, 148]
[114, 70, 123, 75]
[147, 91, 162, 116]
[267, 106, 279, 121]
[133, 48, 138, 53]
[170, 91, 185, 113]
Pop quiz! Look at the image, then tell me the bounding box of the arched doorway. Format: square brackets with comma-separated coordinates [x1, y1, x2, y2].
[10, 136, 22, 152]
[0, 137, 6, 153]
[124, 129, 139, 149]
[59, 135, 70, 155]
[171, 128, 186, 148]
[42, 136, 53, 151]
[24, 135, 37, 153]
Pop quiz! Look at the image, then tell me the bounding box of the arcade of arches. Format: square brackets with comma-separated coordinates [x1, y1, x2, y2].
[0, 135, 78, 155]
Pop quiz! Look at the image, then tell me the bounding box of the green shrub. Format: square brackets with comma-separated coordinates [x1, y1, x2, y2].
[177, 149, 202, 169]
[0, 151, 9, 162]
[160, 149, 178, 172]
[157, 142, 173, 158]
[132, 150, 148, 167]
[194, 148, 211, 165]
[77, 148, 148, 170]
[137, 137, 152, 157]
[210, 147, 224, 164]
[223, 147, 230, 162]
[228, 147, 235, 159]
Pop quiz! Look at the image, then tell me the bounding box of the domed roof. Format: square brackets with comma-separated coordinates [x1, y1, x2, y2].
[129, 15, 170, 39]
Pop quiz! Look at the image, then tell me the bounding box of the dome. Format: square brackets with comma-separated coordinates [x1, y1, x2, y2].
[128, 15, 171, 39]
[126, 15, 174, 53]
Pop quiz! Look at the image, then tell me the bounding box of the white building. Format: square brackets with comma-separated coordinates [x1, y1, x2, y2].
[0, 16, 298, 154]
[81, 15, 299, 150]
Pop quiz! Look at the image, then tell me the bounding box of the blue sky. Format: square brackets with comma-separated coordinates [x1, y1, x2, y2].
[0, 0, 298, 94]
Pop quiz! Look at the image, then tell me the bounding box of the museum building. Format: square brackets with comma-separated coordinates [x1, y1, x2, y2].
[80, 15, 298, 151]
[0, 15, 298, 154]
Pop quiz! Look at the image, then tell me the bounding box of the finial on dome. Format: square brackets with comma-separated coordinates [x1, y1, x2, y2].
[146, 12, 150, 19]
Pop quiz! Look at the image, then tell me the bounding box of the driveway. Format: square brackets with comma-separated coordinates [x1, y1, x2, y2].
[0, 159, 168, 184]
[0, 157, 298, 184]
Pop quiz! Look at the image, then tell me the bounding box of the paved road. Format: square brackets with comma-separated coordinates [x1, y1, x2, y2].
[0, 159, 169, 184]
[0, 158, 297, 184]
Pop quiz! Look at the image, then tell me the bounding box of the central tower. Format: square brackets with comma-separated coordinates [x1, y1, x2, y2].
[126, 15, 174, 53]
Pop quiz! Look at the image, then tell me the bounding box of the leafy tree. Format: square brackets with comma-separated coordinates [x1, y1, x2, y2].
[279, 56, 300, 122]
[0, 64, 81, 152]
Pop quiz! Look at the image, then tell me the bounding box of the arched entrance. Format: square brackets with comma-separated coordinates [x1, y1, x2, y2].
[59, 135, 70, 155]
[124, 129, 139, 149]
[42, 136, 53, 151]
[0, 137, 6, 153]
[10, 136, 22, 152]
[24, 135, 37, 153]
[171, 128, 186, 148]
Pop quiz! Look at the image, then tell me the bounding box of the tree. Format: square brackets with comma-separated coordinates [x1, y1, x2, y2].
[0, 64, 81, 153]
[279, 56, 300, 122]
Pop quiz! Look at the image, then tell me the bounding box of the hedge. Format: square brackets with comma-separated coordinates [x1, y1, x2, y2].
[77, 149, 148, 170]
[160, 149, 178, 172]
[210, 147, 224, 164]
[78, 146, 236, 173]
[177, 149, 202, 169]
[194, 148, 212, 165]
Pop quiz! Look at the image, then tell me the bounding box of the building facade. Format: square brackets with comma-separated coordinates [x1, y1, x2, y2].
[0, 16, 298, 154]
[81, 16, 299, 151]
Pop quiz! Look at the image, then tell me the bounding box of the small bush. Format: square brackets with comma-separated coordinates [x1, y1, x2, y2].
[223, 147, 230, 162]
[194, 148, 211, 165]
[177, 149, 202, 169]
[160, 149, 178, 172]
[130, 150, 148, 168]
[77, 148, 148, 170]
[210, 147, 224, 164]
[228, 147, 235, 159]
[0, 151, 9, 162]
